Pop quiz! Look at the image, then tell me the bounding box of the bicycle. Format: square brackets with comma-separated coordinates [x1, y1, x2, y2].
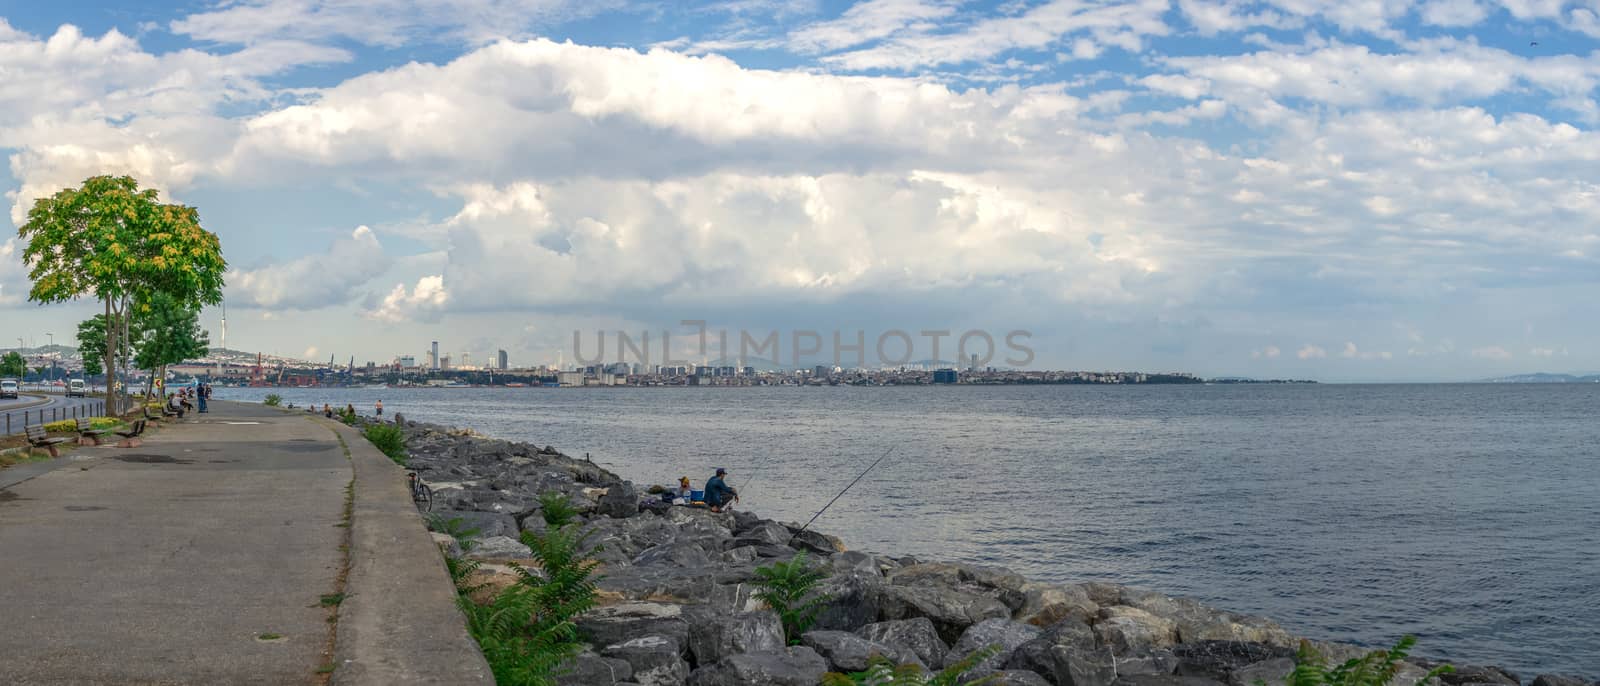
[407, 471, 433, 512]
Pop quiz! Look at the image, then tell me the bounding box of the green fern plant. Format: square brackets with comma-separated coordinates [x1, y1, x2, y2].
[821, 644, 1002, 686]
[752, 551, 832, 644]
[1268, 636, 1453, 686]
[262, 393, 282, 407]
[537, 491, 580, 528]
[362, 423, 407, 465]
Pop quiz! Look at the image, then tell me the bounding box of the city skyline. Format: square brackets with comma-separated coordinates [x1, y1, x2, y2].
[1, 3, 1598, 382]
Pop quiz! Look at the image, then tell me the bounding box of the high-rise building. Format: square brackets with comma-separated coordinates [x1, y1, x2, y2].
[497, 349, 508, 370]
[969, 353, 979, 371]
[431, 341, 440, 370]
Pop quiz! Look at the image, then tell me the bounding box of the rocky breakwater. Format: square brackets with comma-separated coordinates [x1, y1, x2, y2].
[397, 420, 1596, 686]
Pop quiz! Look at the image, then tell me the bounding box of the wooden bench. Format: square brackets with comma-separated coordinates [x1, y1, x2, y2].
[75, 417, 111, 446]
[113, 419, 147, 448]
[24, 424, 70, 457]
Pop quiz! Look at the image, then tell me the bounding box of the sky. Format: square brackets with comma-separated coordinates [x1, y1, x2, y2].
[0, 0, 1597, 381]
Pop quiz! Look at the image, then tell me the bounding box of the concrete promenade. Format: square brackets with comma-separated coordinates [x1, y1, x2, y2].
[0, 401, 489, 685]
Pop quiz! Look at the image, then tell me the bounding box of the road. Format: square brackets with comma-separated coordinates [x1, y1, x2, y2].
[0, 401, 351, 684]
[0, 393, 107, 436]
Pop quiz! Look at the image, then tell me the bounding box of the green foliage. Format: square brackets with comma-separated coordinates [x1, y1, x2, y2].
[42, 417, 121, 432]
[537, 492, 580, 528]
[76, 316, 107, 377]
[263, 394, 282, 407]
[1274, 636, 1453, 686]
[822, 645, 1002, 686]
[318, 592, 346, 607]
[339, 406, 359, 425]
[753, 551, 833, 644]
[362, 423, 407, 465]
[452, 524, 603, 686]
[18, 175, 227, 415]
[0, 351, 24, 378]
[129, 291, 209, 375]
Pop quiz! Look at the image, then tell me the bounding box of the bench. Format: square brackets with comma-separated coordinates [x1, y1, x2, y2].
[160, 402, 184, 419]
[113, 419, 147, 448]
[24, 424, 70, 458]
[75, 417, 111, 446]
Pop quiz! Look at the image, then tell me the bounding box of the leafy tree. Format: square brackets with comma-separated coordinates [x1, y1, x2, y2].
[18, 176, 226, 413]
[0, 351, 24, 378]
[129, 291, 209, 395]
[77, 316, 107, 377]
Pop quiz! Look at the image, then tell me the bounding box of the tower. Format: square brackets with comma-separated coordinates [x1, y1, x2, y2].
[431, 341, 439, 371]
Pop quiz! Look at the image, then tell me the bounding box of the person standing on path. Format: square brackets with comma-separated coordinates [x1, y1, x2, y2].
[197, 383, 209, 413]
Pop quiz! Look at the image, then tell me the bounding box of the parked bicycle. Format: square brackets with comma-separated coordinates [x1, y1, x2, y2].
[407, 471, 433, 512]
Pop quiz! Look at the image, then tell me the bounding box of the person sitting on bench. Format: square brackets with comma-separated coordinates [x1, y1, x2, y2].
[166, 392, 187, 418]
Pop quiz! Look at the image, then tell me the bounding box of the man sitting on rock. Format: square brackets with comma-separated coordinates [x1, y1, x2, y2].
[705, 468, 739, 513]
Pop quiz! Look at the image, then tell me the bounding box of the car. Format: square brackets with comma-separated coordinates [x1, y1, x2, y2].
[66, 379, 87, 397]
[0, 378, 18, 399]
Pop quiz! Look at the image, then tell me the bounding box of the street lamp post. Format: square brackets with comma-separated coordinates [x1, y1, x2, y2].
[46, 333, 54, 383]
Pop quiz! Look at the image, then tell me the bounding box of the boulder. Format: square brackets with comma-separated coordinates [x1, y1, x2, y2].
[1531, 676, 1591, 686]
[577, 603, 691, 652]
[557, 652, 636, 685]
[801, 629, 921, 672]
[878, 583, 1011, 644]
[634, 542, 714, 567]
[730, 522, 792, 549]
[1120, 591, 1293, 648]
[1228, 658, 1295, 686]
[990, 671, 1055, 686]
[686, 647, 830, 686]
[602, 635, 690, 686]
[1439, 666, 1520, 686]
[857, 617, 950, 668]
[597, 481, 642, 519]
[1049, 643, 1118, 686]
[722, 546, 759, 564]
[1172, 642, 1293, 681]
[430, 510, 519, 539]
[830, 551, 882, 577]
[946, 618, 1043, 681]
[1094, 606, 1179, 655]
[788, 529, 844, 555]
[464, 535, 532, 560]
[1006, 618, 1097, 677]
[811, 572, 886, 632]
[685, 609, 786, 666]
[1070, 581, 1128, 608]
[1117, 676, 1227, 686]
[1016, 582, 1098, 626]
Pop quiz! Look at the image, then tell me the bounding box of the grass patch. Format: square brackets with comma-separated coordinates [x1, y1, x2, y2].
[263, 394, 282, 407]
[318, 592, 346, 607]
[316, 663, 336, 674]
[258, 633, 282, 641]
[361, 423, 407, 466]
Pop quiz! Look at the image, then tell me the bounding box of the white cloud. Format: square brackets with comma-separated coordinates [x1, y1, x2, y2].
[367, 275, 450, 323]
[1471, 345, 1513, 359]
[1342, 341, 1393, 360]
[1298, 344, 1328, 359]
[171, 0, 613, 47]
[1420, 0, 1491, 26]
[787, 0, 960, 53]
[1529, 346, 1567, 357]
[227, 226, 391, 309]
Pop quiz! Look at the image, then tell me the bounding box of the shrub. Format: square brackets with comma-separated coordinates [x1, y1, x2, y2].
[537, 492, 580, 528]
[263, 394, 282, 407]
[1278, 636, 1453, 686]
[362, 423, 407, 466]
[42, 417, 121, 432]
[454, 523, 602, 686]
[822, 645, 1002, 686]
[752, 551, 832, 644]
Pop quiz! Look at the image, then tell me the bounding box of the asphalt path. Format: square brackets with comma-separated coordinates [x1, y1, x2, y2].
[0, 393, 108, 435]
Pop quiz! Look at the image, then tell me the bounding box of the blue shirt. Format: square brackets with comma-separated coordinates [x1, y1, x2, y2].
[705, 475, 736, 505]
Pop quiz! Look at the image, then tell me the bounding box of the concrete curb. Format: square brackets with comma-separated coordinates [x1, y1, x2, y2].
[325, 420, 493, 685]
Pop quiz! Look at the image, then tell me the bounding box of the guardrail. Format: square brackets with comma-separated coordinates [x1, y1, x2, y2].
[3, 399, 108, 436]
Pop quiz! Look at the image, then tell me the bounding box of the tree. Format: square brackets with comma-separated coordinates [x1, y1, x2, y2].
[18, 176, 226, 414]
[77, 316, 107, 377]
[130, 292, 209, 395]
[0, 351, 24, 378]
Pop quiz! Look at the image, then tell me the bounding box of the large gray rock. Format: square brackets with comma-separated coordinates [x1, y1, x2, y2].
[1016, 582, 1098, 627]
[991, 671, 1055, 686]
[1439, 666, 1520, 686]
[1005, 618, 1096, 677]
[686, 609, 786, 666]
[1094, 606, 1179, 655]
[830, 551, 883, 577]
[878, 583, 1011, 644]
[945, 618, 1043, 680]
[1051, 643, 1118, 686]
[1173, 642, 1293, 681]
[811, 572, 885, 631]
[557, 651, 635, 685]
[788, 529, 844, 555]
[857, 617, 950, 668]
[1531, 676, 1591, 686]
[602, 635, 690, 686]
[577, 603, 691, 652]
[1121, 590, 1294, 648]
[1229, 658, 1295, 686]
[464, 534, 532, 559]
[686, 647, 830, 686]
[730, 521, 792, 548]
[597, 481, 641, 518]
[429, 509, 519, 539]
[1117, 676, 1227, 686]
[634, 541, 714, 567]
[801, 629, 921, 672]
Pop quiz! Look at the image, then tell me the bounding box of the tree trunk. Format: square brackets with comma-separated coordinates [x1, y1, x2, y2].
[104, 296, 117, 416]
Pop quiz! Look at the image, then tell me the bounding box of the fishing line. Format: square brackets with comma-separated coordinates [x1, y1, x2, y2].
[789, 446, 896, 543]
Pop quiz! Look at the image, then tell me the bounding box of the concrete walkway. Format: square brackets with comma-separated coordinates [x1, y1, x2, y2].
[0, 402, 350, 684]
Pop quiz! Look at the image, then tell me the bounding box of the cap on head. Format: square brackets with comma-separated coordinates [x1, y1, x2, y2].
[715, 468, 727, 475]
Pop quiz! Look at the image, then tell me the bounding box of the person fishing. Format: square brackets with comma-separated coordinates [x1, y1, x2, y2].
[704, 468, 739, 513]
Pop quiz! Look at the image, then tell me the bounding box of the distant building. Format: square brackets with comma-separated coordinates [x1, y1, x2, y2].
[440, 355, 451, 370]
[557, 371, 584, 387]
[397, 355, 416, 368]
[969, 354, 979, 371]
[430, 341, 439, 371]
[933, 369, 959, 384]
[813, 365, 829, 378]
[497, 349, 508, 370]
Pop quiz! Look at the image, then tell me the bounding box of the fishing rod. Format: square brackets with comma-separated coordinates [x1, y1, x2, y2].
[789, 446, 895, 543]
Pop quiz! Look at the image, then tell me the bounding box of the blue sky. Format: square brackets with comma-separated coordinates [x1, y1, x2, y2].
[1, 0, 1598, 380]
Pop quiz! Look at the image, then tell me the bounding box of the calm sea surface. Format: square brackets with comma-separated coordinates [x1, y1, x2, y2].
[217, 384, 1599, 676]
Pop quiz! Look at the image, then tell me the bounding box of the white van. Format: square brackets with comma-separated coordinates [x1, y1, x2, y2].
[0, 378, 18, 399]
[67, 379, 87, 397]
